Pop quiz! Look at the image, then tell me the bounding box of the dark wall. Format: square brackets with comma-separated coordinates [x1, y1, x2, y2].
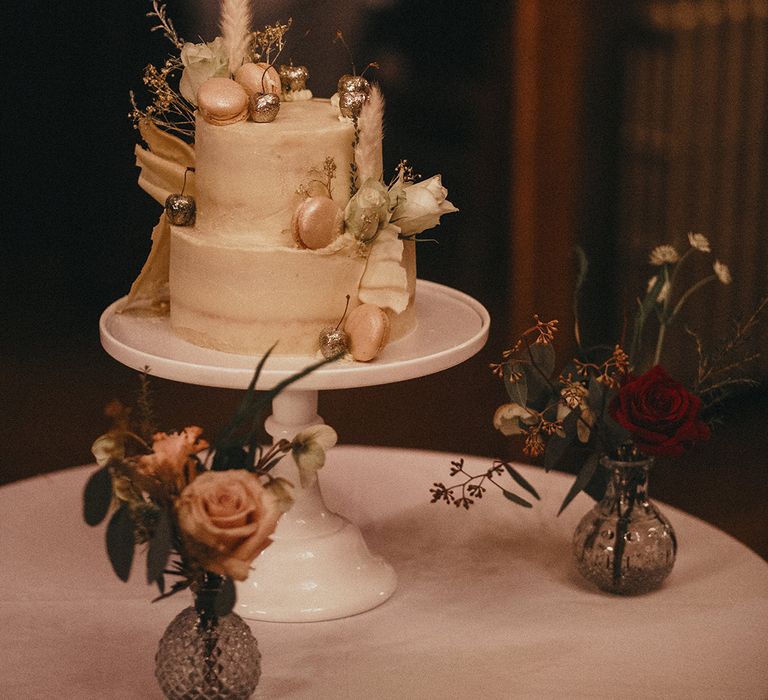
[2, 1, 514, 482]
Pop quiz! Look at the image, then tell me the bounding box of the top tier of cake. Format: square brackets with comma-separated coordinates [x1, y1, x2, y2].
[194, 99, 354, 246]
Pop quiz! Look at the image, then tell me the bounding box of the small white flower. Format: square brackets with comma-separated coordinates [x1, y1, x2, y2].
[647, 275, 670, 303]
[91, 434, 123, 467]
[291, 425, 338, 488]
[493, 403, 528, 436]
[649, 245, 679, 266]
[713, 260, 732, 285]
[688, 232, 711, 253]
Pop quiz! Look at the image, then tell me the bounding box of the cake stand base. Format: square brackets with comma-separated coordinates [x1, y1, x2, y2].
[237, 390, 396, 622]
[100, 280, 490, 622]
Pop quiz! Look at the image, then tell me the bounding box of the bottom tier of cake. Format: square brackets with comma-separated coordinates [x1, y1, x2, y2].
[169, 227, 417, 356]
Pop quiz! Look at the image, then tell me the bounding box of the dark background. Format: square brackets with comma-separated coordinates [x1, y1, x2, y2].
[2, 1, 766, 557]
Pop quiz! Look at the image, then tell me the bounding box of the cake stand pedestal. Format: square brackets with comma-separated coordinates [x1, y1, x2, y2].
[100, 280, 490, 621]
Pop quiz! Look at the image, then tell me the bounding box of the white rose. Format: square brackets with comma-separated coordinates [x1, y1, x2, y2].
[390, 175, 458, 235]
[179, 38, 229, 105]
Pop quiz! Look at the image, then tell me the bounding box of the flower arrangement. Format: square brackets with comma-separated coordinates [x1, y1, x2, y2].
[431, 233, 766, 514]
[83, 353, 334, 614]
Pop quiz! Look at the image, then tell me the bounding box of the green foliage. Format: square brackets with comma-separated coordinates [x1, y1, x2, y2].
[212, 348, 332, 471]
[146, 506, 173, 584]
[106, 505, 135, 582]
[429, 459, 540, 510]
[214, 578, 237, 616]
[83, 464, 113, 526]
[504, 342, 556, 411]
[504, 365, 527, 405]
[585, 376, 629, 453]
[630, 270, 667, 363]
[543, 410, 578, 472]
[557, 452, 600, 516]
[84, 352, 333, 609]
[503, 462, 540, 501]
[502, 489, 533, 508]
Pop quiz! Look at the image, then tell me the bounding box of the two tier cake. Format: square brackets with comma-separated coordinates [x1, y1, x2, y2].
[122, 5, 456, 360]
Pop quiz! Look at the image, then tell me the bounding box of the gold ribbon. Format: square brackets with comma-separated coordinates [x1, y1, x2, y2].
[118, 121, 195, 313]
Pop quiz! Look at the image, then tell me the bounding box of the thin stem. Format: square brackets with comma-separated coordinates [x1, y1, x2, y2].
[653, 274, 716, 366]
[666, 247, 693, 301]
[670, 275, 716, 319]
[652, 321, 667, 366]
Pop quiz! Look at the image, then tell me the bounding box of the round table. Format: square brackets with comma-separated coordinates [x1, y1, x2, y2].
[2, 447, 766, 699]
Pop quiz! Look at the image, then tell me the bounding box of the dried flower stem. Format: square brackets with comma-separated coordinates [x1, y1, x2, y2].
[147, 0, 184, 49]
[693, 295, 768, 392]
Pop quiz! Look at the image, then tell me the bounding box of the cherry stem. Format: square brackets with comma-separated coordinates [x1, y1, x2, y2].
[181, 166, 194, 195]
[335, 295, 351, 330]
[335, 30, 356, 75]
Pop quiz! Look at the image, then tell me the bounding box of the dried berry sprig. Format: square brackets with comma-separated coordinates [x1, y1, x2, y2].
[429, 458, 540, 510]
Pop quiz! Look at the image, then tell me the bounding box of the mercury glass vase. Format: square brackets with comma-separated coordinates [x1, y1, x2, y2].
[155, 576, 261, 699]
[572, 457, 676, 595]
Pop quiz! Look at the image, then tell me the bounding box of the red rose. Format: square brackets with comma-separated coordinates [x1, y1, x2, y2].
[609, 365, 710, 457]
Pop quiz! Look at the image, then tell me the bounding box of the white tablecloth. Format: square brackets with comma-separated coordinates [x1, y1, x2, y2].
[1, 446, 766, 699]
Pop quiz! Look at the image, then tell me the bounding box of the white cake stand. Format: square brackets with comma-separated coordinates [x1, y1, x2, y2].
[99, 279, 490, 622]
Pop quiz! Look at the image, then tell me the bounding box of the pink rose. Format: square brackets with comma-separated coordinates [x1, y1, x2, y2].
[176, 470, 282, 581]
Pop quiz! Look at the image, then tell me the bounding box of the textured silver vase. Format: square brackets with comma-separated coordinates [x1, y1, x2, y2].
[155, 590, 261, 699]
[572, 457, 677, 595]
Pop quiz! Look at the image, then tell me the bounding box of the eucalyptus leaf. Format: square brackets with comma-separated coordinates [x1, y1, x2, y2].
[212, 348, 277, 468]
[544, 410, 578, 471]
[544, 433, 570, 472]
[146, 506, 172, 584]
[212, 445, 247, 471]
[586, 375, 607, 414]
[503, 462, 541, 500]
[214, 578, 236, 616]
[520, 352, 556, 409]
[528, 342, 556, 380]
[502, 489, 533, 508]
[212, 352, 333, 471]
[83, 464, 113, 526]
[557, 452, 600, 516]
[504, 364, 528, 405]
[152, 579, 190, 603]
[106, 505, 135, 582]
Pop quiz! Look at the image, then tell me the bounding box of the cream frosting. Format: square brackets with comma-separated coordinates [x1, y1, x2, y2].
[141, 97, 419, 356]
[194, 99, 354, 246]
